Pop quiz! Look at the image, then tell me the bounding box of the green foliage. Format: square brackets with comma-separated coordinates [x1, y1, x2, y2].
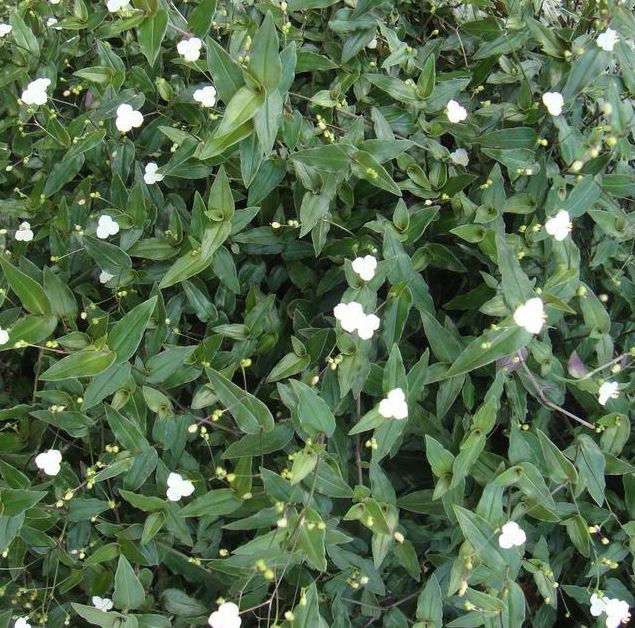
[1, 0, 635, 626]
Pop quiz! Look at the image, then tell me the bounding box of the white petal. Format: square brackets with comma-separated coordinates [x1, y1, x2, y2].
[378, 398, 393, 418]
[0, 328, 9, 345]
[166, 486, 182, 501]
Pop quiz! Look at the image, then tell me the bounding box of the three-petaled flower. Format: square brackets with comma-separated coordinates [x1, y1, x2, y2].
[116, 104, 144, 133]
[177, 37, 202, 62]
[15, 221, 34, 242]
[99, 271, 115, 285]
[96, 215, 120, 239]
[166, 472, 195, 502]
[193, 85, 217, 108]
[498, 521, 526, 549]
[446, 99, 467, 123]
[208, 602, 241, 628]
[378, 388, 408, 420]
[0, 326, 9, 345]
[598, 381, 619, 406]
[513, 297, 545, 334]
[22, 78, 51, 106]
[35, 449, 62, 476]
[144, 162, 164, 185]
[542, 92, 564, 116]
[545, 210, 572, 241]
[0, 23, 12, 37]
[597, 28, 618, 52]
[106, 0, 130, 11]
[590, 593, 631, 628]
[14, 618, 31, 628]
[449, 148, 469, 166]
[351, 255, 377, 281]
[333, 301, 380, 340]
[92, 596, 114, 612]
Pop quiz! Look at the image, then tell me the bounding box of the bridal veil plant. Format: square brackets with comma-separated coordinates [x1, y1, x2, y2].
[0, 0, 634, 625]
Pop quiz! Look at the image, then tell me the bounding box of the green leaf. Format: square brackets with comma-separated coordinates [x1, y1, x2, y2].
[206, 38, 244, 103]
[188, 0, 217, 37]
[292, 144, 353, 172]
[42, 267, 77, 318]
[84, 236, 133, 274]
[351, 150, 402, 196]
[137, 10, 168, 66]
[0, 257, 51, 316]
[40, 349, 116, 381]
[454, 506, 506, 572]
[71, 604, 124, 627]
[205, 368, 275, 433]
[221, 422, 294, 459]
[416, 574, 443, 626]
[496, 233, 534, 309]
[105, 405, 150, 451]
[215, 86, 265, 138]
[179, 488, 243, 518]
[0, 489, 46, 516]
[113, 555, 146, 610]
[436, 325, 532, 381]
[247, 12, 281, 91]
[537, 429, 578, 484]
[162, 589, 207, 617]
[108, 296, 157, 362]
[576, 434, 606, 506]
[0, 315, 57, 351]
[479, 128, 538, 150]
[288, 379, 336, 438]
[43, 155, 85, 197]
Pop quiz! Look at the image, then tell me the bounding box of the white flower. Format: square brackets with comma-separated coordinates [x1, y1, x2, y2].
[107, 0, 130, 10]
[446, 99, 467, 123]
[0, 326, 9, 345]
[166, 472, 195, 502]
[49, 0, 60, 4]
[96, 215, 120, 239]
[351, 255, 377, 281]
[591, 593, 608, 617]
[356, 313, 380, 340]
[115, 103, 143, 133]
[542, 91, 564, 116]
[604, 598, 631, 628]
[367, 37, 378, 49]
[449, 148, 469, 166]
[92, 596, 114, 612]
[193, 85, 217, 108]
[597, 28, 619, 52]
[21, 78, 51, 106]
[177, 37, 202, 62]
[598, 381, 619, 406]
[143, 162, 164, 185]
[35, 449, 62, 476]
[378, 388, 408, 420]
[333, 301, 380, 339]
[208, 602, 241, 628]
[46, 17, 58, 27]
[14, 618, 31, 628]
[15, 221, 34, 242]
[498, 521, 526, 549]
[544, 210, 572, 241]
[99, 271, 115, 284]
[0, 23, 12, 37]
[513, 297, 545, 334]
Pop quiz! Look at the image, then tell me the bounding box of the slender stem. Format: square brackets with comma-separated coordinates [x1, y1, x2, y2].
[518, 352, 594, 430]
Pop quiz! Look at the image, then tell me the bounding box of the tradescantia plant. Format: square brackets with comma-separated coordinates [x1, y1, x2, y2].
[1, 0, 635, 625]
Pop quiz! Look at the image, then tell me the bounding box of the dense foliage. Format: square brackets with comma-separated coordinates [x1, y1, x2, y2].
[1, 0, 635, 626]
